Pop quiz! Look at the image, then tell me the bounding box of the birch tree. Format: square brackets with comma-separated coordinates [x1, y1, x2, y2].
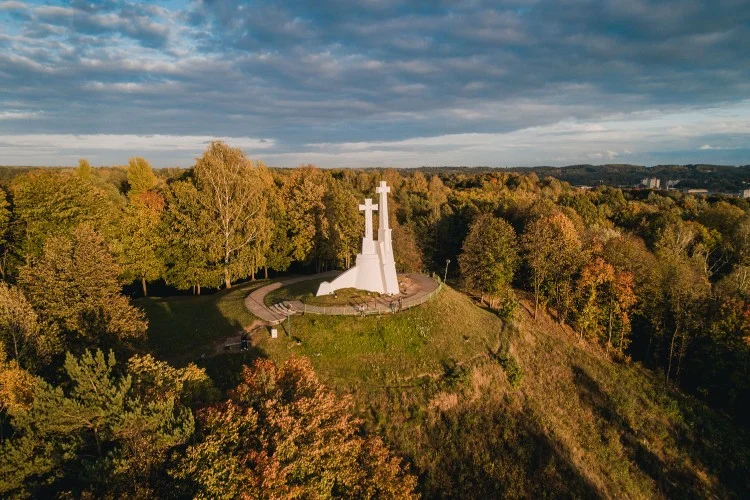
[193, 141, 272, 288]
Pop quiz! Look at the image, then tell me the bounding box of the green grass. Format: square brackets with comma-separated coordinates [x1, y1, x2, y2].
[264, 278, 381, 307]
[136, 280, 265, 363]
[257, 286, 500, 391]
[139, 281, 750, 498]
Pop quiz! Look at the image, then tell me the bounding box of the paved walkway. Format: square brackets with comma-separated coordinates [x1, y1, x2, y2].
[244, 272, 441, 324]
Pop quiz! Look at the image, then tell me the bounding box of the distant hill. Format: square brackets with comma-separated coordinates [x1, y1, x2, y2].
[417, 164, 750, 193]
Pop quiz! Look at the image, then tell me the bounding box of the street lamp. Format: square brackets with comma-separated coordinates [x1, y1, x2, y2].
[444, 258, 450, 284]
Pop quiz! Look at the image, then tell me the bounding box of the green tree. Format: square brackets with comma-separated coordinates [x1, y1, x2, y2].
[522, 212, 582, 322]
[11, 171, 115, 260]
[0, 350, 202, 498]
[323, 180, 361, 269]
[173, 357, 417, 499]
[162, 179, 221, 294]
[114, 191, 166, 296]
[459, 214, 519, 309]
[127, 157, 158, 196]
[193, 142, 272, 288]
[18, 225, 146, 351]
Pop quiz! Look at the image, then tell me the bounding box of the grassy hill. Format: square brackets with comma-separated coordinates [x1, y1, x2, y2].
[142, 284, 750, 498]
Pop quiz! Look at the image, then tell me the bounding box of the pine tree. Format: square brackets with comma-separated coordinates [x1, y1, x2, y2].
[0, 350, 202, 498]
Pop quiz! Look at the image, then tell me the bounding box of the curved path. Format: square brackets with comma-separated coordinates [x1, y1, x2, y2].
[244, 272, 441, 324]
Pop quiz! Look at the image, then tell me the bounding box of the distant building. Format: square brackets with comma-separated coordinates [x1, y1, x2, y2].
[687, 189, 709, 195]
[641, 177, 660, 189]
[741, 189, 750, 198]
[666, 180, 680, 190]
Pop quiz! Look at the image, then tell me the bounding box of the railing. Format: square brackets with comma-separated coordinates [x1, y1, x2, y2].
[302, 275, 443, 317]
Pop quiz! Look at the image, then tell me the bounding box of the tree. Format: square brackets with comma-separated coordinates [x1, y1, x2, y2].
[459, 214, 519, 309]
[285, 166, 328, 270]
[392, 221, 424, 273]
[114, 191, 166, 296]
[0, 187, 11, 280]
[11, 171, 115, 260]
[193, 142, 272, 288]
[522, 212, 582, 322]
[575, 257, 637, 354]
[75, 158, 92, 181]
[0, 350, 202, 498]
[174, 357, 417, 499]
[0, 283, 56, 371]
[127, 157, 158, 196]
[162, 179, 221, 294]
[18, 225, 146, 351]
[323, 180, 361, 269]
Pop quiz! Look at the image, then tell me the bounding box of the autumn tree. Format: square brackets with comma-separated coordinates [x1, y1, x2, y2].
[0, 284, 56, 371]
[114, 191, 166, 296]
[127, 156, 158, 195]
[174, 357, 417, 499]
[18, 225, 146, 351]
[0, 187, 11, 280]
[393, 221, 424, 273]
[575, 257, 637, 354]
[75, 158, 92, 181]
[459, 214, 519, 310]
[0, 350, 204, 498]
[522, 212, 582, 322]
[193, 141, 272, 288]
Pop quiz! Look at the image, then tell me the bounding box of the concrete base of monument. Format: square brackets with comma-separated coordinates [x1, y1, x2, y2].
[316, 253, 395, 296]
[245, 272, 441, 322]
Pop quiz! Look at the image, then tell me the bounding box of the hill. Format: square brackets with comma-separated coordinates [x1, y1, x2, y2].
[144, 284, 750, 498]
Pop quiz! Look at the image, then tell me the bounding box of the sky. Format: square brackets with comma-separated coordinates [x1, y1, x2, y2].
[0, 0, 749, 168]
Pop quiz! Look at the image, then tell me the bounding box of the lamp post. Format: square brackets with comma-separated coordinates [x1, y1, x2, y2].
[444, 258, 450, 284]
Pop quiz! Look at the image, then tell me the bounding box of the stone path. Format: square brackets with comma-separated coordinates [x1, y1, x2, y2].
[244, 271, 441, 324]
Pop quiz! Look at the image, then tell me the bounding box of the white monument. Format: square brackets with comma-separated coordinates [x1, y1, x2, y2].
[317, 181, 400, 296]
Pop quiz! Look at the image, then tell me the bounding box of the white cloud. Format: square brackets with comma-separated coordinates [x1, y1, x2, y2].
[0, 134, 275, 158]
[0, 110, 42, 120]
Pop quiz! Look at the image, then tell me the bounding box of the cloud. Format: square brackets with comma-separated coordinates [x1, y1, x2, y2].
[0, 0, 749, 166]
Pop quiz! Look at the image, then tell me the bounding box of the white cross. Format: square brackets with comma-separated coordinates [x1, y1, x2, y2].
[359, 198, 378, 240]
[376, 180, 390, 194]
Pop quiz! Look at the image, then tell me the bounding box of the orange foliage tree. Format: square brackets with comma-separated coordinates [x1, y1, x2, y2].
[576, 257, 637, 354]
[174, 357, 417, 499]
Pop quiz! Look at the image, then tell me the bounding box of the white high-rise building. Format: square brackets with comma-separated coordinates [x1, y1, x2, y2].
[317, 181, 400, 296]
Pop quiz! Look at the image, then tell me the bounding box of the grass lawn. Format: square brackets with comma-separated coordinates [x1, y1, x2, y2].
[136, 280, 265, 364]
[264, 277, 382, 307]
[255, 286, 502, 392]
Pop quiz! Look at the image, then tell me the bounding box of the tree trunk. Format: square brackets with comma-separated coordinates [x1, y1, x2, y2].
[533, 278, 539, 320]
[224, 267, 231, 289]
[141, 277, 148, 297]
[197, 284, 201, 295]
[607, 306, 613, 354]
[264, 266, 268, 280]
[667, 324, 679, 383]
